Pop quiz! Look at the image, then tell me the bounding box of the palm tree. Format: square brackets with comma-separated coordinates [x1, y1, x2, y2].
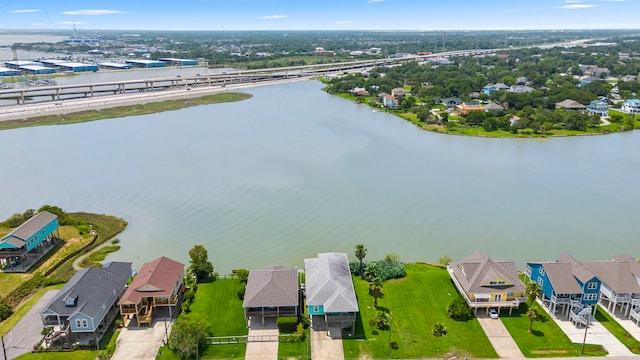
[525, 281, 539, 306]
[526, 307, 538, 333]
[363, 263, 378, 281]
[354, 244, 367, 278]
[370, 277, 384, 308]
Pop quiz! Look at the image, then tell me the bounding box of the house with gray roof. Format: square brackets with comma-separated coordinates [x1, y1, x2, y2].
[526, 253, 601, 327]
[243, 266, 299, 325]
[0, 211, 59, 272]
[41, 262, 131, 346]
[448, 251, 525, 316]
[304, 253, 358, 332]
[555, 99, 587, 111]
[580, 255, 640, 323]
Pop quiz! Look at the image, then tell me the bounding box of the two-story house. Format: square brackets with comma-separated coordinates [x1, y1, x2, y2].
[526, 253, 601, 327]
[448, 251, 525, 316]
[0, 211, 59, 272]
[243, 265, 299, 326]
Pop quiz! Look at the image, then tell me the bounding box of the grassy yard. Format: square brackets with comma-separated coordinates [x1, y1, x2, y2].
[0, 284, 64, 337]
[343, 263, 497, 359]
[278, 329, 310, 359]
[0, 92, 252, 131]
[595, 306, 640, 353]
[15, 351, 98, 360]
[159, 279, 248, 359]
[501, 302, 607, 357]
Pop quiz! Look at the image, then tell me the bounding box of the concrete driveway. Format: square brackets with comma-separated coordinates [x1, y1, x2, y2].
[310, 326, 344, 360]
[111, 317, 172, 360]
[477, 316, 524, 359]
[3, 289, 59, 360]
[550, 314, 633, 357]
[245, 317, 279, 360]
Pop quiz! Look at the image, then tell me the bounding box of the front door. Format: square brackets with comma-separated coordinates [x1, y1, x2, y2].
[494, 294, 502, 301]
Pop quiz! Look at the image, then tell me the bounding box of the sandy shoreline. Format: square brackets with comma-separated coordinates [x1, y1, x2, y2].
[0, 77, 309, 122]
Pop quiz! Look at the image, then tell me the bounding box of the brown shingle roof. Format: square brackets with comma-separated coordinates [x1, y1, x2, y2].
[243, 266, 298, 308]
[118, 256, 184, 305]
[449, 251, 525, 294]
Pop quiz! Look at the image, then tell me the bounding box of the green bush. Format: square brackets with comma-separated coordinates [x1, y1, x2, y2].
[447, 297, 472, 320]
[277, 316, 299, 333]
[432, 322, 447, 337]
[0, 301, 13, 321]
[237, 287, 246, 300]
[350, 259, 406, 281]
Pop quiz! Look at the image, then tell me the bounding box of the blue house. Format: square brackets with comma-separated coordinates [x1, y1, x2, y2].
[482, 82, 510, 96]
[41, 262, 132, 346]
[304, 253, 358, 333]
[587, 100, 609, 116]
[383, 95, 398, 109]
[0, 211, 58, 271]
[526, 253, 601, 327]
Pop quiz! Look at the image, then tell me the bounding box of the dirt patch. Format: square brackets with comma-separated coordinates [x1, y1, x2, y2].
[532, 349, 569, 354]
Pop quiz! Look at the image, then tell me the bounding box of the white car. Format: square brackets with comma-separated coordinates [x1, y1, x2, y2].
[489, 309, 499, 319]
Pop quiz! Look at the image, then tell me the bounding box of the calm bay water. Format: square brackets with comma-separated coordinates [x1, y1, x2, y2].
[1, 80, 639, 272]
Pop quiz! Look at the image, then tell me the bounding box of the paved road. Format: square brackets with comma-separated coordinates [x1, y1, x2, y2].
[3, 289, 59, 360]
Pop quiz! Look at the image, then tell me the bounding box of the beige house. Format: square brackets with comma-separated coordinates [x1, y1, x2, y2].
[391, 88, 407, 98]
[448, 251, 526, 315]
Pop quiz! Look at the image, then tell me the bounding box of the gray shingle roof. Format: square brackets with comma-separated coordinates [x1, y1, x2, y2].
[541, 262, 583, 294]
[580, 255, 640, 294]
[449, 251, 525, 294]
[4, 211, 57, 241]
[556, 253, 597, 283]
[42, 262, 131, 328]
[243, 266, 298, 308]
[304, 253, 358, 313]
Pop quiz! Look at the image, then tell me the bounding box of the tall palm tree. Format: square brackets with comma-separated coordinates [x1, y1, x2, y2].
[363, 263, 378, 282]
[354, 244, 367, 278]
[527, 307, 538, 333]
[525, 281, 539, 306]
[370, 277, 384, 308]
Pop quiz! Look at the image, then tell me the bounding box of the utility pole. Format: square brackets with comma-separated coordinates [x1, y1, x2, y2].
[2, 336, 8, 360]
[581, 309, 591, 354]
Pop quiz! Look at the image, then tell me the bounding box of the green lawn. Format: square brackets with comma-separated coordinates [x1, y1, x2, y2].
[278, 329, 310, 359]
[501, 302, 606, 357]
[343, 263, 497, 359]
[159, 279, 248, 359]
[15, 351, 98, 360]
[595, 306, 640, 353]
[0, 284, 65, 337]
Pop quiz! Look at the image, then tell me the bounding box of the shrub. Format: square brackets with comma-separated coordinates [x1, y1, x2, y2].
[232, 269, 250, 284]
[432, 322, 447, 337]
[349, 259, 406, 281]
[277, 316, 299, 333]
[183, 289, 195, 303]
[390, 341, 399, 349]
[237, 287, 246, 300]
[0, 301, 13, 321]
[181, 301, 191, 314]
[447, 297, 472, 320]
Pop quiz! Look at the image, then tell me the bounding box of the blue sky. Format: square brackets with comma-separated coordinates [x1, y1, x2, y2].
[1, 0, 637, 31]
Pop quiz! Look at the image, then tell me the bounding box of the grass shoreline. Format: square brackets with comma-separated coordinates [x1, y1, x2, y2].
[0, 92, 252, 131]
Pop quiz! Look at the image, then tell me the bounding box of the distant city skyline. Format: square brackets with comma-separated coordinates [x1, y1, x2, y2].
[1, 0, 638, 31]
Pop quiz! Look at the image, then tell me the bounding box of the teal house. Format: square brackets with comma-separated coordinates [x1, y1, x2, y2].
[0, 211, 59, 271]
[304, 253, 358, 334]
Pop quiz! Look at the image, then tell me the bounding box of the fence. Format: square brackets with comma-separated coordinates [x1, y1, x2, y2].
[205, 334, 303, 345]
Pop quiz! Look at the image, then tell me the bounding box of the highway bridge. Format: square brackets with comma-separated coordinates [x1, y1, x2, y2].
[0, 48, 501, 105]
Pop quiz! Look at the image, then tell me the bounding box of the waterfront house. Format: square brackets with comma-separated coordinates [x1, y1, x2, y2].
[0, 211, 59, 272]
[526, 253, 601, 327]
[118, 256, 184, 326]
[41, 262, 131, 346]
[391, 88, 407, 98]
[482, 82, 510, 96]
[243, 266, 299, 326]
[620, 75, 638, 83]
[352, 87, 369, 97]
[456, 102, 485, 115]
[383, 95, 398, 109]
[304, 253, 358, 334]
[621, 99, 640, 114]
[448, 251, 525, 315]
[587, 100, 609, 117]
[555, 99, 587, 111]
[579, 255, 640, 320]
[515, 77, 529, 85]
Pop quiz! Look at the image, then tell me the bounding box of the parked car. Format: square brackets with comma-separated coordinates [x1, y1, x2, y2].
[489, 309, 499, 319]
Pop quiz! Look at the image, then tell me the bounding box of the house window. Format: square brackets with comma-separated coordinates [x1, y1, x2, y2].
[537, 278, 544, 287]
[587, 282, 597, 290]
[539, 267, 545, 276]
[584, 293, 597, 301]
[313, 306, 319, 313]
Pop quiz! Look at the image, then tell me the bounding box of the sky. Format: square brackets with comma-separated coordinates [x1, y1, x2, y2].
[1, 0, 638, 31]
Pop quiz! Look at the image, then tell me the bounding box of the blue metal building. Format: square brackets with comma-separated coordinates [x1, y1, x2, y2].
[98, 62, 133, 70]
[125, 60, 167, 68]
[0, 67, 21, 76]
[19, 65, 57, 75]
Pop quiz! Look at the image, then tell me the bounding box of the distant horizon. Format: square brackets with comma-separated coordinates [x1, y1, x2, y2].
[2, 0, 639, 32]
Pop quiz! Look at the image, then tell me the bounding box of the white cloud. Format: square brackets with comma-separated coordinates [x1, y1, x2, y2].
[259, 15, 286, 19]
[9, 9, 41, 13]
[58, 21, 86, 25]
[558, 4, 598, 8]
[336, 20, 355, 24]
[61, 9, 128, 16]
[31, 23, 46, 26]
